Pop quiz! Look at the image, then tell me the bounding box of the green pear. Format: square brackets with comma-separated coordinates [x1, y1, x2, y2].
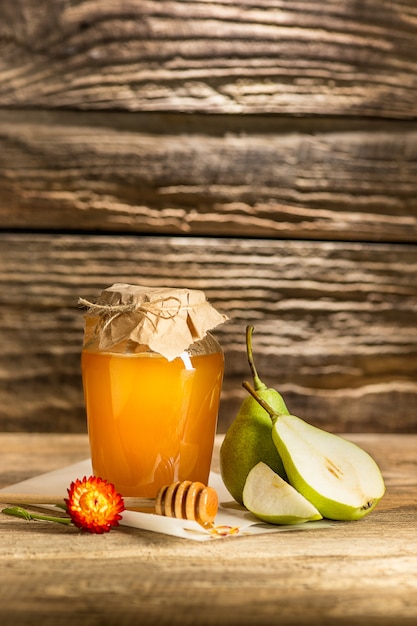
[243, 462, 322, 525]
[242, 381, 386, 521]
[220, 325, 288, 505]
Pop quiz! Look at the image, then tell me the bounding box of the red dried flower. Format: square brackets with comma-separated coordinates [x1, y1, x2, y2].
[65, 476, 125, 534]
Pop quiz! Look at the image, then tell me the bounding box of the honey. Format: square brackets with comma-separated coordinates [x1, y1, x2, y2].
[82, 341, 224, 497]
[79, 283, 227, 498]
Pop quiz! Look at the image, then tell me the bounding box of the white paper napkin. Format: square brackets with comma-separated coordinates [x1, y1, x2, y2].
[0, 460, 332, 541]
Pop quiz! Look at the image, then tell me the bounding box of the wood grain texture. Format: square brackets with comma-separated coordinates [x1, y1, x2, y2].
[1, 110, 416, 242]
[0, 0, 417, 117]
[1, 0, 416, 435]
[0, 433, 416, 626]
[1, 233, 416, 433]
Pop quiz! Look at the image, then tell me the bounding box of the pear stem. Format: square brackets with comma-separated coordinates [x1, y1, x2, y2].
[242, 380, 280, 423]
[246, 325, 265, 390]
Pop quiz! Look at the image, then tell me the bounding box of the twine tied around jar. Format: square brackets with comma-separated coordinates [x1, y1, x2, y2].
[78, 295, 184, 332]
[79, 283, 228, 360]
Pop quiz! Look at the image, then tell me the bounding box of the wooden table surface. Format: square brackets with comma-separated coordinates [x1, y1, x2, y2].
[0, 432, 416, 626]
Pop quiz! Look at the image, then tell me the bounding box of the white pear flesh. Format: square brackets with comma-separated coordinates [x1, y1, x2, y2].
[242, 462, 323, 525]
[272, 415, 386, 521]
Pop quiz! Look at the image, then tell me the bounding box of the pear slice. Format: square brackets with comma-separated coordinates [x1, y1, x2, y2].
[243, 462, 322, 524]
[242, 382, 386, 521]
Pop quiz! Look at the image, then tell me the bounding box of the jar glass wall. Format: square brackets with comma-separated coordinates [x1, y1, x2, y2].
[82, 333, 224, 497]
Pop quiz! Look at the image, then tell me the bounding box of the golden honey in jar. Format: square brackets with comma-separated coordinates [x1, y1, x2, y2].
[80, 284, 227, 497]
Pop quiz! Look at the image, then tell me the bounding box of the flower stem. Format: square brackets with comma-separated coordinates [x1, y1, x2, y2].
[2, 506, 73, 525]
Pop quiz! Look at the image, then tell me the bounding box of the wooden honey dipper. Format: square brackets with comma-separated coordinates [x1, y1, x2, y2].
[0, 480, 219, 526]
[152, 480, 218, 525]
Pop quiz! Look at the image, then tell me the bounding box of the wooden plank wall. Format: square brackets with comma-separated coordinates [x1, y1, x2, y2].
[1, 0, 416, 434]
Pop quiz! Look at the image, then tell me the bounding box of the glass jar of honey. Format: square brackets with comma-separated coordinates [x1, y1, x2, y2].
[80, 284, 227, 498]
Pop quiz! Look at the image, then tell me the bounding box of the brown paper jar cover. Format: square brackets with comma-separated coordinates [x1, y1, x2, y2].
[80, 283, 228, 360]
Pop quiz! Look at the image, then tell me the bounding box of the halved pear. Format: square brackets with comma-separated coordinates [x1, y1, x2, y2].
[272, 414, 386, 520]
[242, 462, 322, 525]
[242, 381, 386, 521]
